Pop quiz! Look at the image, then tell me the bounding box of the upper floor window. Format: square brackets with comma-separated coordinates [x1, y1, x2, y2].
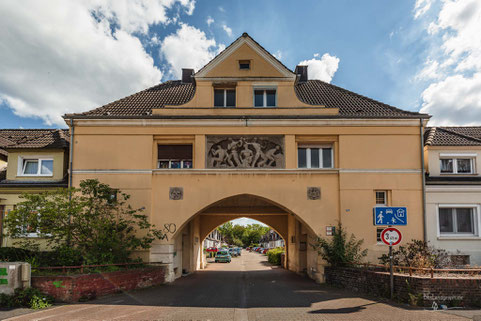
[438, 206, 478, 236]
[297, 146, 333, 169]
[214, 89, 235, 107]
[158, 145, 193, 169]
[239, 60, 250, 70]
[254, 88, 276, 107]
[20, 158, 53, 176]
[440, 156, 475, 174]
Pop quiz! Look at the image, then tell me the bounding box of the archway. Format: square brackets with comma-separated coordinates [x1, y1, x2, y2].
[170, 194, 321, 281]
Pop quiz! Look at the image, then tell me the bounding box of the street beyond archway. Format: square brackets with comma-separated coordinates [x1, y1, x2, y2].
[6, 251, 465, 321]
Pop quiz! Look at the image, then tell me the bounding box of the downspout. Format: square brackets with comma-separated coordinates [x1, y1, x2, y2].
[420, 118, 427, 242]
[67, 118, 74, 245]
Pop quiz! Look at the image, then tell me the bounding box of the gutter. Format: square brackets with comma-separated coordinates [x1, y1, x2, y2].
[420, 118, 427, 242]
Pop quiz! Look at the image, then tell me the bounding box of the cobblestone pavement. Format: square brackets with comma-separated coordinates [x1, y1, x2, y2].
[4, 251, 472, 321]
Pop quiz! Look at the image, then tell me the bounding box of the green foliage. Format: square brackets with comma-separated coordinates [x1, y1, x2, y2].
[0, 247, 33, 262]
[267, 247, 284, 265]
[379, 240, 449, 268]
[5, 179, 164, 265]
[217, 222, 270, 247]
[311, 223, 367, 267]
[0, 288, 53, 309]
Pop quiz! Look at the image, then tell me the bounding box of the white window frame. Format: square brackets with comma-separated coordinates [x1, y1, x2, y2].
[297, 145, 333, 169]
[437, 204, 481, 238]
[253, 87, 277, 107]
[17, 156, 54, 177]
[157, 159, 192, 169]
[214, 88, 236, 108]
[439, 153, 476, 174]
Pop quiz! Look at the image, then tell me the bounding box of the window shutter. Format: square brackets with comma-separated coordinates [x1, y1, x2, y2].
[158, 145, 192, 159]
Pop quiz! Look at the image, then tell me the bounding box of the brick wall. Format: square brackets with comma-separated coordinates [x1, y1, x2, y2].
[325, 267, 481, 307]
[32, 265, 166, 302]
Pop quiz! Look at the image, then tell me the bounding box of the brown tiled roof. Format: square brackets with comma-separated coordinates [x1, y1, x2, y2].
[65, 79, 428, 119]
[0, 129, 70, 150]
[424, 127, 481, 146]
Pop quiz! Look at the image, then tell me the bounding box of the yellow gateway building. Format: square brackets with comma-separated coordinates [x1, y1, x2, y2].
[64, 33, 429, 282]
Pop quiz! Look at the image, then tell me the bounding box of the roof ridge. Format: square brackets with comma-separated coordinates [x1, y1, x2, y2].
[307, 80, 425, 116]
[437, 127, 481, 144]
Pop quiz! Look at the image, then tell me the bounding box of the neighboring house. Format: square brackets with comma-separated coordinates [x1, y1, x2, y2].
[64, 33, 429, 282]
[0, 129, 69, 247]
[260, 229, 284, 249]
[203, 229, 223, 249]
[424, 127, 481, 266]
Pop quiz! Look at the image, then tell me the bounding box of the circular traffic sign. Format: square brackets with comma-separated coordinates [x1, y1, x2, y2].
[381, 227, 402, 246]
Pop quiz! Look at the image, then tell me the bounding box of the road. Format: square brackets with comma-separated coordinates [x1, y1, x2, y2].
[4, 250, 471, 321]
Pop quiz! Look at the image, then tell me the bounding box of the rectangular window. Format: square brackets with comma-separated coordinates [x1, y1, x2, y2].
[438, 207, 477, 236]
[297, 146, 333, 169]
[20, 158, 53, 176]
[214, 89, 235, 107]
[239, 60, 250, 70]
[375, 191, 387, 206]
[254, 88, 276, 107]
[440, 158, 474, 174]
[158, 145, 193, 169]
[376, 227, 384, 243]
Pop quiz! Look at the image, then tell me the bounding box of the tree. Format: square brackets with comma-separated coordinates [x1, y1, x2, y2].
[5, 179, 164, 265]
[311, 222, 367, 267]
[217, 222, 270, 247]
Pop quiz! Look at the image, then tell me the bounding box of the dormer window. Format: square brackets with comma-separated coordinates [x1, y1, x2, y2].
[254, 88, 276, 107]
[214, 89, 236, 107]
[440, 154, 475, 174]
[239, 60, 250, 70]
[19, 158, 53, 176]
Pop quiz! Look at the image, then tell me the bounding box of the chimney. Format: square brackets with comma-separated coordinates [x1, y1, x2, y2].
[295, 65, 308, 83]
[182, 68, 194, 83]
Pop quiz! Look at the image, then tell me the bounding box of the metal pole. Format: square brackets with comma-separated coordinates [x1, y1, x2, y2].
[389, 242, 393, 300]
[420, 118, 427, 242]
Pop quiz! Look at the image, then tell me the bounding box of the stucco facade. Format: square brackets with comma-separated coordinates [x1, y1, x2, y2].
[65, 34, 429, 282]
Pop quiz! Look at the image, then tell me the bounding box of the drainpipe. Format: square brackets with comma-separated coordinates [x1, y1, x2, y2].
[67, 118, 74, 246]
[420, 118, 427, 242]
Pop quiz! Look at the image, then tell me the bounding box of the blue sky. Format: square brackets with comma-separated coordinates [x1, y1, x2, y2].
[1, 0, 480, 129]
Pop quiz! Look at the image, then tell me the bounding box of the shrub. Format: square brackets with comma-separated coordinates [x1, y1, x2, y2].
[311, 222, 367, 267]
[267, 247, 284, 265]
[0, 288, 53, 309]
[0, 247, 34, 262]
[379, 240, 449, 268]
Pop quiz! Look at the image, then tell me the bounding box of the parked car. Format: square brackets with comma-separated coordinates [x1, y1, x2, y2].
[206, 247, 218, 252]
[246, 247, 251, 251]
[235, 248, 241, 256]
[262, 249, 268, 254]
[228, 248, 237, 257]
[215, 250, 231, 263]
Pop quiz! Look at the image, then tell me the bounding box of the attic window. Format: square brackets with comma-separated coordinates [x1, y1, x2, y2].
[239, 60, 250, 70]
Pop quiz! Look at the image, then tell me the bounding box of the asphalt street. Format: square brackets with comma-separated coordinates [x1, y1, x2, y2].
[3, 250, 474, 321]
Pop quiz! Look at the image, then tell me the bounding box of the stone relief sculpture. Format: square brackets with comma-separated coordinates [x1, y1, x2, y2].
[206, 136, 284, 169]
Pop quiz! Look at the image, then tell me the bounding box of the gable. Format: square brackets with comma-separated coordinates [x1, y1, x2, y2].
[196, 35, 295, 79]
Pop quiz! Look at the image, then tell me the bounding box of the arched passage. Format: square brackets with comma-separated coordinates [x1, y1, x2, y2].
[168, 194, 323, 282]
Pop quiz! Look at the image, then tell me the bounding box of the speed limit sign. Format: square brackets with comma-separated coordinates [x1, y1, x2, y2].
[381, 227, 402, 246]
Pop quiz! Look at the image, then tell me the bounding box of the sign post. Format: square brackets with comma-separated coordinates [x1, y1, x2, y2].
[380, 227, 402, 300]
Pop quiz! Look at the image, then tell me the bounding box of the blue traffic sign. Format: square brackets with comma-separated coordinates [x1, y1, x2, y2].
[373, 207, 407, 226]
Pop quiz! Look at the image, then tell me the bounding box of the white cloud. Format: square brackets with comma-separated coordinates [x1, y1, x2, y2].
[417, 0, 481, 125]
[413, 0, 434, 19]
[298, 53, 340, 83]
[230, 218, 267, 227]
[0, 0, 195, 126]
[206, 16, 214, 26]
[222, 24, 233, 37]
[273, 50, 283, 60]
[218, 6, 225, 12]
[160, 24, 225, 78]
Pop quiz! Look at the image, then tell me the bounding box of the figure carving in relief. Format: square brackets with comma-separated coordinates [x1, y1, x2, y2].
[248, 138, 264, 168]
[240, 143, 254, 167]
[211, 145, 228, 167]
[258, 145, 281, 167]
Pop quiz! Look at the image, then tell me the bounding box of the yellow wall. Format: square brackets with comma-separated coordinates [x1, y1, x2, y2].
[6, 149, 66, 181]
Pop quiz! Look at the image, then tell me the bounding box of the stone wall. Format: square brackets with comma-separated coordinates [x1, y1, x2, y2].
[32, 265, 166, 302]
[325, 267, 481, 307]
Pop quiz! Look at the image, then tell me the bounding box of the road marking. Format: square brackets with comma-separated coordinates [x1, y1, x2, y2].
[110, 308, 151, 320]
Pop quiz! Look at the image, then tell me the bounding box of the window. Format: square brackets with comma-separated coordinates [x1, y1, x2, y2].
[376, 227, 384, 243]
[20, 158, 53, 176]
[375, 191, 387, 206]
[214, 89, 236, 107]
[297, 146, 333, 168]
[438, 207, 478, 236]
[158, 145, 193, 169]
[254, 88, 276, 107]
[239, 60, 250, 70]
[440, 157, 474, 174]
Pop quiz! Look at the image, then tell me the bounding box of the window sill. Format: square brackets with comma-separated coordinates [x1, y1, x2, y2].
[17, 175, 54, 178]
[437, 236, 480, 240]
[439, 173, 478, 176]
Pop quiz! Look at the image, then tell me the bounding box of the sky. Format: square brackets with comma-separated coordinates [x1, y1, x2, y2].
[1, 0, 481, 129]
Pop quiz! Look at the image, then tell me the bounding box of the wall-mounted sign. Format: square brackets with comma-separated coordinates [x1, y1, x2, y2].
[373, 207, 407, 226]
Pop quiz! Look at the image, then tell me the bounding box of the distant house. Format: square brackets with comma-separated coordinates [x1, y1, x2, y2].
[0, 129, 69, 247]
[424, 127, 481, 266]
